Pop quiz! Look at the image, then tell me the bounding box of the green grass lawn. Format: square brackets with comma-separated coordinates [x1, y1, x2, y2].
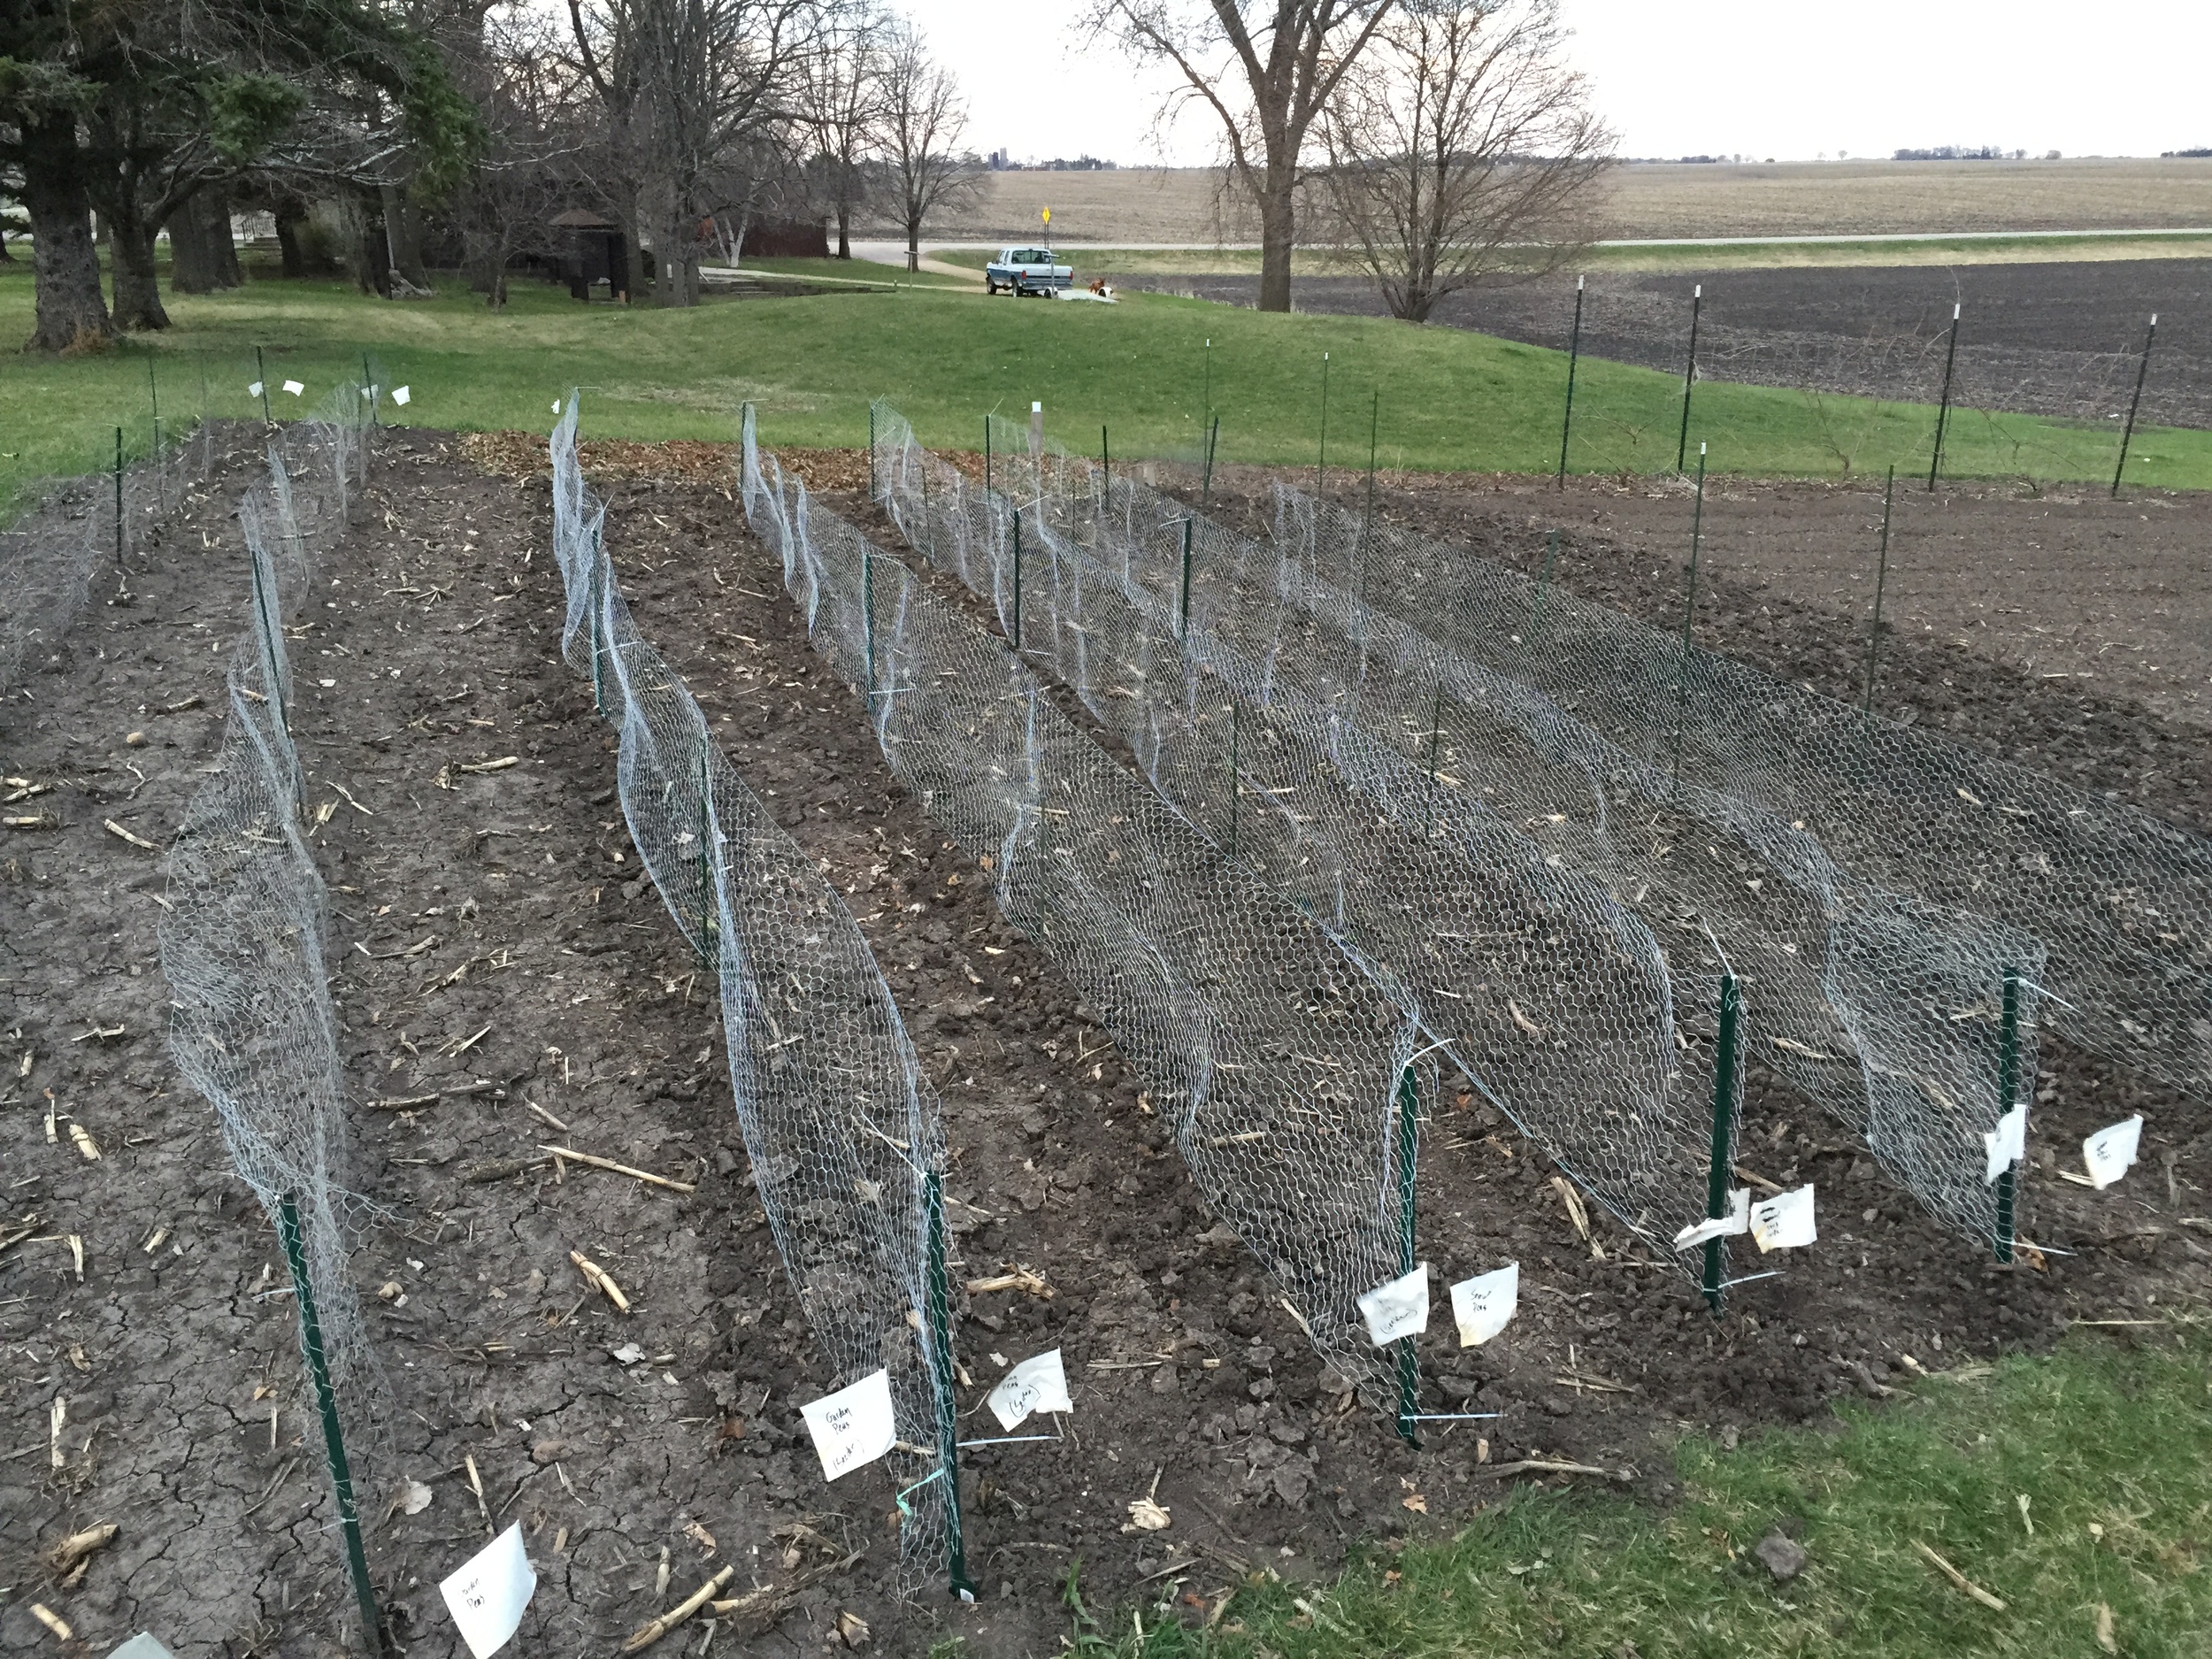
[1017, 1328, 2212, 1659]
[3, 257, 2206, 517]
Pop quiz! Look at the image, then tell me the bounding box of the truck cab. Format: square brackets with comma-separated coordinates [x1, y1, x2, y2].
[986, 247, 1072, 296]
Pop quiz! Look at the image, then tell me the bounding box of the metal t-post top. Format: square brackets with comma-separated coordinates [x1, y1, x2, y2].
[1029, 400, 1042, 458]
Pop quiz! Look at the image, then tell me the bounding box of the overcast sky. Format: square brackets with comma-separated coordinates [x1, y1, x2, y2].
[905, 0, 2212, 167]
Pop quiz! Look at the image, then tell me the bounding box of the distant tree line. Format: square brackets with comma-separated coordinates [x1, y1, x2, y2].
[0, 0, 987, 348]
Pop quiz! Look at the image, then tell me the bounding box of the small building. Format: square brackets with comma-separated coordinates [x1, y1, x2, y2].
[549, 208, 630, 302]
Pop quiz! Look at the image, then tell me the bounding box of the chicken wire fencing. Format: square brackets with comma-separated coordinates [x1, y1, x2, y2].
[157, 388, 386, 1640]
[871, 405, 2045, 1259]
[1263, 480, 2203, 1120]
[549, 397, 968, 1598]
[0, 419, 225, 698]
[866, 405, 1723, 1263]
[742, 407, 1479, 1433]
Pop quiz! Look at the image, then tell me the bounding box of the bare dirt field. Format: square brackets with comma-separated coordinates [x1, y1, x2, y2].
[5, 431, 2208, 1657]
[1116, 258, 2212, 430]
[869, 158, 2212, 248]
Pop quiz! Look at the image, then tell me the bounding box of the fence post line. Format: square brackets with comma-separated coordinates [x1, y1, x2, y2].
[113, 426, 125, 567]
[1675, 283, 1701, 473]
[863, 544, 877, 704]
[1179, 518, 1194, 638]
[249, 539, 288, 746]
[1701, 972, 1741, 1312]
[256, 345, 272, 424]
[1315, 351, 1330, 498]
[1530, 528, 1560, 644]
[697, 749, 716, 964]
[1557, 274, 1585, 487]
[1010, 508, 1023, 652]
[1101, 423, 1110, 509]
[2111, 313, 2156, 498]
[276, 1194, 386, 1655]
[589, 530, 606, 719]
[1202, 414, 1220, 509]
[1202, 336, 1212, 434]
[924, 1171, 977, 1601]
[869, 402, 877, 501]
[1394, 1063, 1421, 1445]
[1994, 968, 2021, 1263]
[1668, 444, 1708, 786]
[1862, 465, 1895, 718]
[1928, 302, 1961, 490]
[983, 416, 991, 497]
[148, 357, 163, 514]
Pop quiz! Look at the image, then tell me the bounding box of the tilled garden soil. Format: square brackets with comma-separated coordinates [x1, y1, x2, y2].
[4, 432, 2208, 1659]
[1110, 258, 2212, 428]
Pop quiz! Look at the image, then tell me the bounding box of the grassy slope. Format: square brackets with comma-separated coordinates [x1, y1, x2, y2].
[4, 259, 2208, 517]
[1035, 1332, 2212, 1659]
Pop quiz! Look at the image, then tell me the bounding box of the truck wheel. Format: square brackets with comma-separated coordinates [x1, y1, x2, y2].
[986, 280, 998, 295]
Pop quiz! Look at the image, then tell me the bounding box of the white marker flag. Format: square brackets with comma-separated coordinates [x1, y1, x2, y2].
[439, 1522, 535, 1659]
[1984, 1102, 2028, 1184]
[1356, 1263, 1430, 1347]
[1749, 1184, 1817, 1253]
[1672, 1188, 1751, 1252]
[1449, 1263, 1517, 1347]
[2083, 1116, 2143, 1189]
[800, 1369, 897, 1481]
[392, 385, 411, 406]
[246, 380, 265, 398]
[281, 380, 304, 396]
[987, 1348, 1071, 1431]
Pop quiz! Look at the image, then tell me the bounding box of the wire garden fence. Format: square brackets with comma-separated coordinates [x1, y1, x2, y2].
[548, 397, 968, 1599]
[869, 404, 2047, 1263]
[156, 386, 387, 1648]
[740, 407, 1479, 1439]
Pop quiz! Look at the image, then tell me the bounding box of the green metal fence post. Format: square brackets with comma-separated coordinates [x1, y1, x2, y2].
[1010, 509, 1023, 652]
[869, 403, 878, 501]
[1202, 414, 1220, 509]
[256, 345, 272, 424]
[863, 545, 878, 705]
[1676, 283, 1701, 472]
[1202, 336, 1212, 434]
[1315, 351, 1330, 498]
[1995, 968, 2020, 1263]
[1556, 274, 1584, 487]
[1701, 972, 1741, 1312]
[1394, 1063, 1421, 1445]
[2111, 313, 2156, 498]
[362, 353, 377, 427]
[589, 530, 606, 718]
[1101, 423, 1110, 509]
[1668, 444, 1708, 786]
[1179, 518, 1194, 638]
[276, 1194, 385, 1655]
[1929, 303, 1960, 490]
[924, 1171, 977, 1601]
[983, 417, 992, 497]
[698, 749, 717, 965]
[1862, 465, 1895, 719]
[113, 427, 125, 567]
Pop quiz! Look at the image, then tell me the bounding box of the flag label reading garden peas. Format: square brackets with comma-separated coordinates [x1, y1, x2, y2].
[800, 1369, 897, 1480]
[1357, 1263, 1430, 1346]
[1749, 1184, 1816, 1252]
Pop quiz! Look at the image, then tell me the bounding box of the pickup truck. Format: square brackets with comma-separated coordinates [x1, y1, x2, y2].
[985, 247, 1071, 296]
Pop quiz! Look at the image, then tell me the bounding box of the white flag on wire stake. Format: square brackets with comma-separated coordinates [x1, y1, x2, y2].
[2083, 1116, 2143, 1189]
[392, 385, 411, 406]
[1984, 1103, 2028, 1184]
[282, 380, 304, 396]
[987, 1349, 1071, 1431]
[800, 1369, 897, 1480]
[1749, 1184, 1816, 1252]
[1672, 1188, 1750, 1251]
[1449, 1263, 1517, 1347]
[439, 1522, 535, 1659]
[246, 380, 264, 398]
[1357, 1263, 1430, 1346]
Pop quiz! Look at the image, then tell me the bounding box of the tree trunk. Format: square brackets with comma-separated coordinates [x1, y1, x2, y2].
[169, 189, 241, 294]
[836, 202, 852, 259]
[108, 205, 170, 331]
[906, 223, 919, 273]
[274, 203, 307, 279]
[358, 201, 392, 296]
[19, 112, 113, 351]
[380, 183, 431, 290]
[1256, 173, 1295, 314]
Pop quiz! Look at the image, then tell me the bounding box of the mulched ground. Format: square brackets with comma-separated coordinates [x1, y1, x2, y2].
[4, 433, 2207, 1659]
[1111, 258, 2212, 428]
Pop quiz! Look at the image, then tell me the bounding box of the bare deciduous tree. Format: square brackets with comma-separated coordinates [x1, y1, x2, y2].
[795, 0, 887, 258]
[1318, 0, 1611, 322]
[874, 24, 980, 274]
[1084, 0, 1396, 313]
[568, 0, 811, 306]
